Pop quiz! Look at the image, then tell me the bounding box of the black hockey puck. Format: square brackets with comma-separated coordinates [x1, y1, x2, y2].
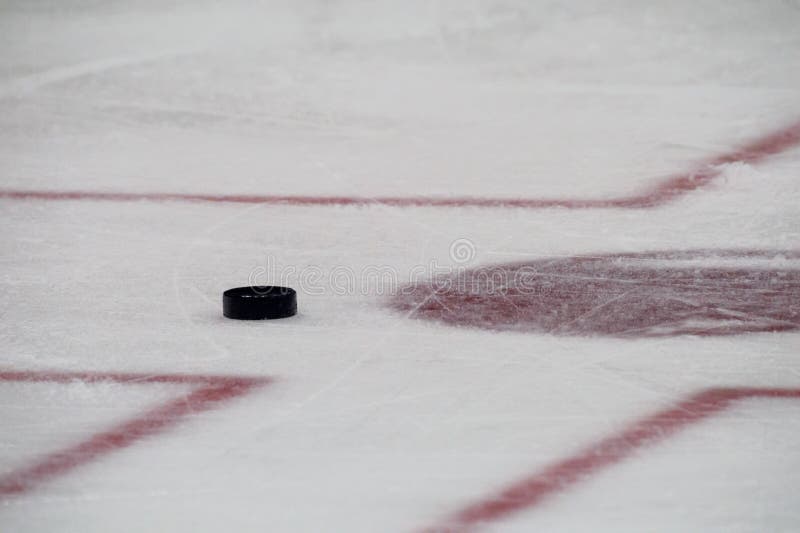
[223, 286, 297, 320]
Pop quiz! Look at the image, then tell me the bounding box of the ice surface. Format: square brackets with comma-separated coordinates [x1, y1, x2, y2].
[1, 1, 799, 532]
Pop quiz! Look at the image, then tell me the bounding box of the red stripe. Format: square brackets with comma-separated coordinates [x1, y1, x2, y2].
[2, 120, 799, 209]
[0, 370, 271, 498]
[423, 387, 800, 532]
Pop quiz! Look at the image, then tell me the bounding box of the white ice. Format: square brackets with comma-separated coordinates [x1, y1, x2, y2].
[1, 1, 799, 532]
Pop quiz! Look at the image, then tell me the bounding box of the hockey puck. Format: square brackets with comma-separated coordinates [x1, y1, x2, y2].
[223, 286, 297, 320]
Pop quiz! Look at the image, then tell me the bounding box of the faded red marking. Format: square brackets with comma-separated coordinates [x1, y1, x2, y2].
[1, 120, 799, 209]
[422, 387, 800, 533]
[392, 249, 800, 337]
[0, 370, 271, 498]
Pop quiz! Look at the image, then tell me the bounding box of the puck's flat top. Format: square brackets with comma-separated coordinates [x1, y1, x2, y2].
[223, 286, 297, 320]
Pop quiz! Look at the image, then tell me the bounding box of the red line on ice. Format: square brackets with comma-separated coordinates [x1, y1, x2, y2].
[422, 387, 800, 532]
[1, 120, 799, 209]
[0, 370, 271, 498]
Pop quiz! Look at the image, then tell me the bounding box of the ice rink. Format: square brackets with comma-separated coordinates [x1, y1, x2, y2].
[1, 1, 800, 531]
